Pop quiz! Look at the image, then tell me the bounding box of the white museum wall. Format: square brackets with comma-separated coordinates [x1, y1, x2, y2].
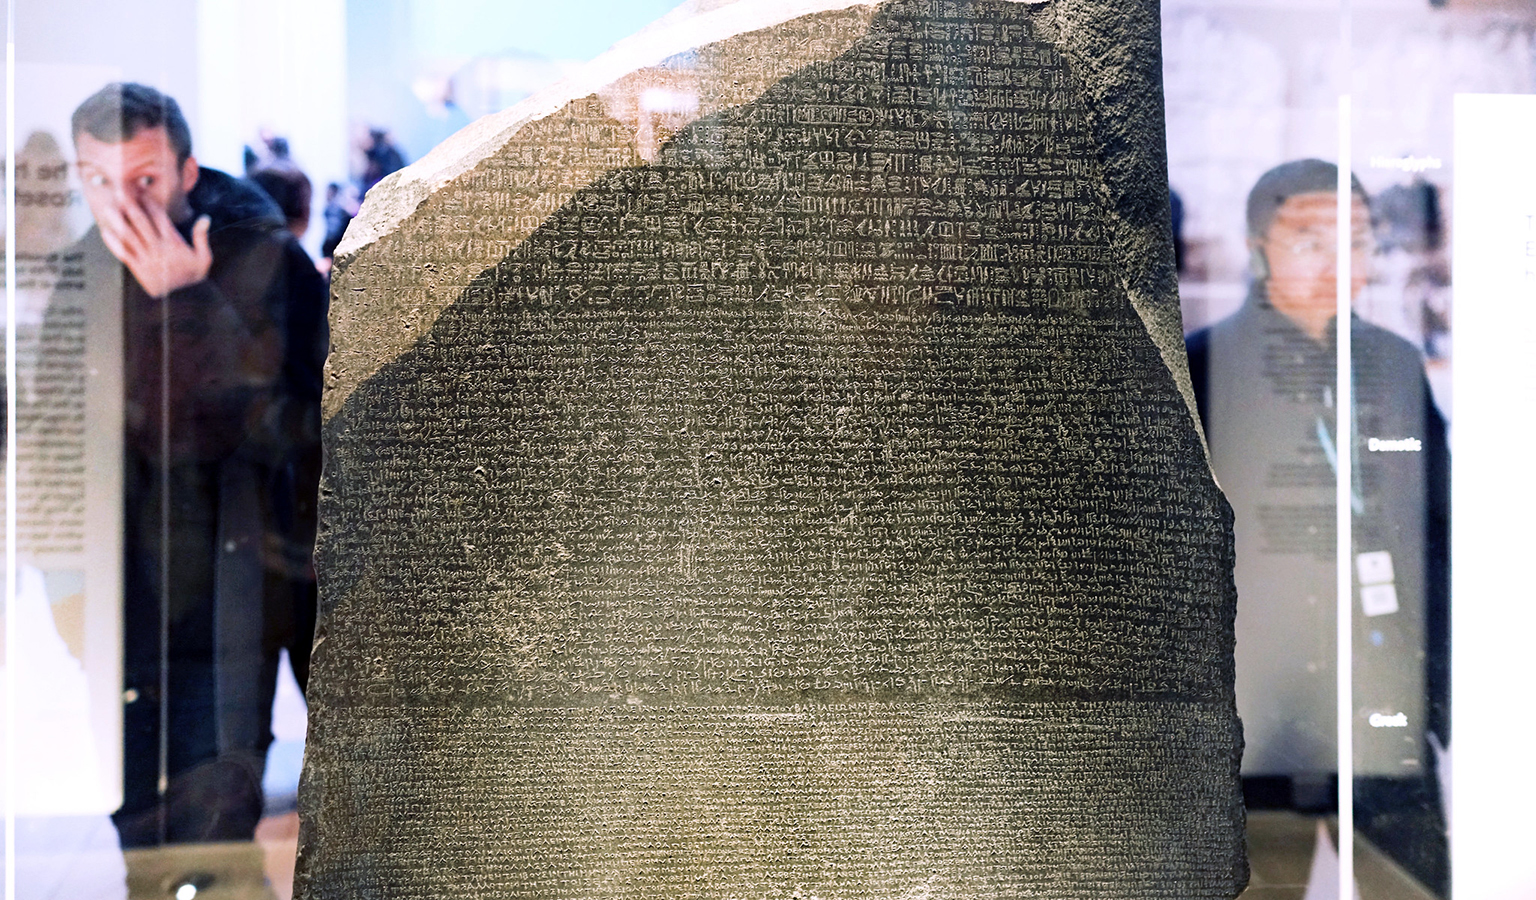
[14, 0, 199, 119]
[196, 0, 350, 259]
[1451, 92, 1536, 900]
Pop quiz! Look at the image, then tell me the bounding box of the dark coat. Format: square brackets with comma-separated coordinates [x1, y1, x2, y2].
[44, 167, 326, 845]
[1185, 290, 1449, 775]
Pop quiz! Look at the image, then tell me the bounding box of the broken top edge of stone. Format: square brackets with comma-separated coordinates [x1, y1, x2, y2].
[336, 0, 1049, 260]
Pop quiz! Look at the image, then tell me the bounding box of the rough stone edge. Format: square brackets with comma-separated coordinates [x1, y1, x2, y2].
[1032, 0, 1211, 466]
[1032, 0, 1243, 891]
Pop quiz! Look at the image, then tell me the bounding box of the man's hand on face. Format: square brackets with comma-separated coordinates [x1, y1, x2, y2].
[97, 198, 212, 298]
[75, 126, 210, 297]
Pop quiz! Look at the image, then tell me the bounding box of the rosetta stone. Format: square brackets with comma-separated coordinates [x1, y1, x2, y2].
[298, 1, 1247, 897]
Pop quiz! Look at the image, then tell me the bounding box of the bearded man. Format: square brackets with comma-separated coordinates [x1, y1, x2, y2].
[48, 81, 326, 849]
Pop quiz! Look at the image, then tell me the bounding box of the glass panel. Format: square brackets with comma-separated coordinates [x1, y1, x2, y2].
[5, 32, 134, 900]
[1164, 3, 1357, 894]
[4, 5, 336, 898]
[1346, 6, 1463, 895]
[2, 1, 1534, 897]
[1168, 2, 1535, 896]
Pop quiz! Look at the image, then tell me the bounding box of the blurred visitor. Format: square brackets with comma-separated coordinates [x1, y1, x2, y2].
[14, 130, 78, 257]
[358, 126, 407, 195]
[1185, 158, 1450, 895]
[10, 129, 85, 402]
[319, 181, 357, 276]
[244, 131, 296, 176]
[1374, 179, 1452, 363]
[246, 132, 315, 242]
[1170, 187, 1186, 275]
[250, 160, 315, 242]
[41, 82, 326, 857]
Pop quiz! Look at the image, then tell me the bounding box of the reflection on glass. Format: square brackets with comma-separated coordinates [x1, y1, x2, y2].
[1158, 3, 1536, 892]
[12, 81, 326, 899]
[3, 1, 1533, 896]
[1186, 160, 1450, 897]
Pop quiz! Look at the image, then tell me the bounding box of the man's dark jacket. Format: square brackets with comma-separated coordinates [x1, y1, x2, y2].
[43, 167, 326, 845]
[1186, 289, 1451, 891]
[1186, 290, 1449, 760]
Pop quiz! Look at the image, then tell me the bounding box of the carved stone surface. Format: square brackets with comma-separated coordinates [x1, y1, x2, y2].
[298, 1, 1246, 897]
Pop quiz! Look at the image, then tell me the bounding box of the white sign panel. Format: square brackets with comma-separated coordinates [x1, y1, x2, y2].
[1452, 92, 1536, 900]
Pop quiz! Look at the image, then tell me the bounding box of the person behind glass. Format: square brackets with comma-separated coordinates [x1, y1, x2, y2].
[49, 82, 326, 848]
[358, 127, 406, 195]
[249, 160, 314, 243]
[1185, 159, 1450, 894]
[318, 181, 356, 278]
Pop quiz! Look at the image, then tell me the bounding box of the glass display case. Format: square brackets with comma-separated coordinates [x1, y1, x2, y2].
[3, 1, 1534, 898]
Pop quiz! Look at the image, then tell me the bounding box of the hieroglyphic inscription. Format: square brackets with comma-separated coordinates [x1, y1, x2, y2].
[319, 0, 1228, 708]
[301, 1, 1244, 897]
[323, 5, 883, 418]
